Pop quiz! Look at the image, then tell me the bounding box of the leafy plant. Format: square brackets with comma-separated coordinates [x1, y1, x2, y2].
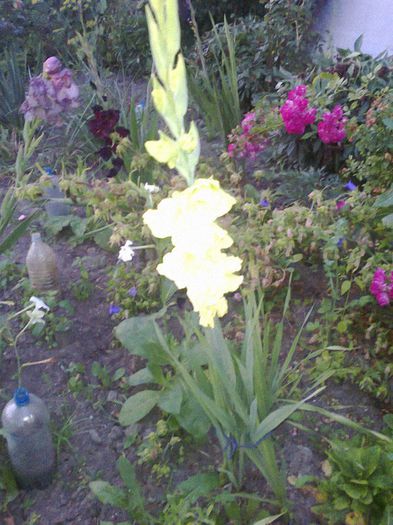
[374, 184, 393, 228]
[0, 186, 39, 256]
[0, 47, 27, 130]
[70, 258, 93, 300]
[90, 456, 153, 524]
[188, 13, 241, 142]
[313, 431, 393, 524]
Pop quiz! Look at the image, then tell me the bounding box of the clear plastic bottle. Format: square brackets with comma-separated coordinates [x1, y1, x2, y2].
[1, 387, 56, 489]
[43, 168, 70, 217]
[26, 232, 58, 291]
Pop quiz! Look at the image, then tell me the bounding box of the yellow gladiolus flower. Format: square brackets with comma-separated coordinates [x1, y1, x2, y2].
[143, 178, 237, 239]
[143, 178, 243, 328]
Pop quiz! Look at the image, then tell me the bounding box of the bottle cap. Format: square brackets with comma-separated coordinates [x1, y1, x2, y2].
[31, 232, 41, 242]
[44, 167, 55, 176]
[14, 387, 30, 407]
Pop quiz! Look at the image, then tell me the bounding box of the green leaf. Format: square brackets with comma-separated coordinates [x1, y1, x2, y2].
[70, 217, 87, 237]
[382, 213, 393, 228]
[342, 482, 369, 500]
[382, 117, 393, 130]
[128, 368, 155, 387]
[253, 389, 323, 443]
[94, 227, 113, 251]
[0, 209, 40, 255]
[119, 390, 159, 426]
[341, 280, 351, 295]
[374, 187, 393, 208]
[117, 457, 141, 495]
[176, 393, 211, 439]
[158, 379, 183, 414]
[291, 253, 303, 263]
[337, 320, 349, 334]
[176, 472, 221, 502]
[89, 481, 127, 508]
[113, 367, 126, 381]
[45, 215, 73, 235]
[353, 34, 363, 52]
[253, 513, 285, 525]
[115, 315, 170, 365]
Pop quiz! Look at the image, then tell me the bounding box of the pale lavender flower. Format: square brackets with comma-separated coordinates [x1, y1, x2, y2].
[20, 57, 79, 126]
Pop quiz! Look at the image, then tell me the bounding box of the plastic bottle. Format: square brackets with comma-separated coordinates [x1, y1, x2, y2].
[1, 387, 56, 490]
[43, 167, 70, 217]
[26, 232, 58, 291]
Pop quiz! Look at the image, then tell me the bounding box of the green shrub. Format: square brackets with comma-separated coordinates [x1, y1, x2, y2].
[346, 90, 393, 192]
[98, 0, 151, 74]
[188, 1, 319, 107]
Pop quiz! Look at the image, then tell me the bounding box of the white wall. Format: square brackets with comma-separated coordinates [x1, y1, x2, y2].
[316, 0, 393, 56]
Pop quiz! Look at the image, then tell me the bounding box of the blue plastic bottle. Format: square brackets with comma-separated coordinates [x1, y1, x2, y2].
[1, 388, 56, 489]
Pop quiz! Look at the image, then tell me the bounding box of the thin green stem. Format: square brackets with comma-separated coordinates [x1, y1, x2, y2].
[13, 322, 31, 387]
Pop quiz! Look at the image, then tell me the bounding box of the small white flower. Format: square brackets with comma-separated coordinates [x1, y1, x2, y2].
[118, 240, 135, 262]
[29, 296, 50, 311]
[27, 296, 50, 325]
[144, 183, 160, 194]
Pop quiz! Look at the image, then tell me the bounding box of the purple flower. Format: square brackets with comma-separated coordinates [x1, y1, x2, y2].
[128, 286, 137, 298]
[43, 56, 63, 76]
[337, 238, 344, 248]
[259, 198, 270, 207]
[344, 181, 357, 192]
[20, 57, 79, 126]
[108, 304, 121, 315]
[336, 200, 346, 210]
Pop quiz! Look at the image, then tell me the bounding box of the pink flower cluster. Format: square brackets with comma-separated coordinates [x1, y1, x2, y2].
[280, 85, 317, 135]
[317, 105, 347, 144]
[20, 57, 79, 126]
[227, 112, 267, 160]
[370, 267, 393, 306]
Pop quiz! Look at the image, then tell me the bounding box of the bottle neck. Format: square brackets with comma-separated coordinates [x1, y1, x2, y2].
[14, 387, 30, 407]
[31, 233, 42, 243]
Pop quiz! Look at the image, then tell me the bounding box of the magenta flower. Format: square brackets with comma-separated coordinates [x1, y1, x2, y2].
[227, 111, 267, 160]
[280, 85, 316, 135]
[370, 268, 393, 306]
[336, 200, 346, 210]
[317, 105, 347, 144]
[241, 112, 256, 134]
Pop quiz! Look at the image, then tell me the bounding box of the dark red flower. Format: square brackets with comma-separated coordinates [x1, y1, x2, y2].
[115, 126, 129, 138]
[107, 168, 118, 178]
[88, 109, 120, 139]
[112, 157, 124, 168]
[98, 146, 113, 161]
